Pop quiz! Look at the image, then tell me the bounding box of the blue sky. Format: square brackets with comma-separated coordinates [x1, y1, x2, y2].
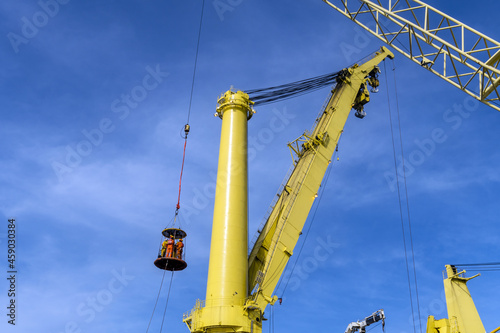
[1, 0, 500, 332]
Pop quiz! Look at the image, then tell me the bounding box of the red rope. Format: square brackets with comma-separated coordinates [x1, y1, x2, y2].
[176, 138, 188, 210]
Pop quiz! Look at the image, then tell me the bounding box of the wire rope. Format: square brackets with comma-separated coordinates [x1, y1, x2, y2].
[174, 0, 204, 216]
[159, 271, 175, 333]
[452, 262, 500, 266]
[245, 48, 400, 107]
[391, 58, 423, 333]
[175, 138, 188, 213]
[463, 268, 500, 272]
[272, 303, 275, 333]
[452, 262, 500, 272]
[269, 304, 271, 333]
[145, 269, 168, 333]
[148, 2, 205, 330]
[366, 321, 382, 332]
[246, 71, 340, 106]
[384, 60, 418, 333]
[186, 0, 205, 125]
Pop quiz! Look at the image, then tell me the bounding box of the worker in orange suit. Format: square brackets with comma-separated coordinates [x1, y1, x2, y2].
[166, 235, 175, 257]
[176, 239, 184, 259]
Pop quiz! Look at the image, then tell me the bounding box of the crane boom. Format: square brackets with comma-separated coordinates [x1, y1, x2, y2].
[345, 309, 385, 333]
[322, 0, 500, 112]
[246, 46, 394, 312]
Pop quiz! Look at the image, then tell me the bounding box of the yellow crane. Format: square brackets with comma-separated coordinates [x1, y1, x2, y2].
[427, 265, 490, 333]
[320, 3, 500, 333]
[182, 46, 394, 333]
[177, 1, 499, 333]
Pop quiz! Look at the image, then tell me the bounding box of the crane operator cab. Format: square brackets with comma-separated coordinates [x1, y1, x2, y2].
[154, 227, 187, 271]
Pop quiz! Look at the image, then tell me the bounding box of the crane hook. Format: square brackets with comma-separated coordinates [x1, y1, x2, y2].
[181, 124, 190, 139]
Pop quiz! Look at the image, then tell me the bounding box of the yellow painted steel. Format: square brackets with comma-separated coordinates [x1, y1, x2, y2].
[322, 0, 500, 112]
[247, 46, 394, 313]
[426, 265, 486, 333]
[185, 47, 394, 332]
[184, 90, 259, 333]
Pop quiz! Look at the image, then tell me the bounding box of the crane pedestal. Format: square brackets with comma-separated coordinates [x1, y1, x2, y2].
[183, 90, 261, 333]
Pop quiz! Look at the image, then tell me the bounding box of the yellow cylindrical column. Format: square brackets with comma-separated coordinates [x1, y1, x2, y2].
[206, 90, 250, 304]
[198, 90, 255, 332]
[185, 90, 260, 333]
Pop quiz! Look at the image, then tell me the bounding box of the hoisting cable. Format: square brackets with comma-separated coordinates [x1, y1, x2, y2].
[384, 60, 422, 333]
[186, 0, 205, 126]
[452, 262, 500, 272]
[392, 58, 423, 333]
[147, 2, 204, 331]
[452, 261, 500, 266]
[246, 71, 341, 106]
[271, 302, 275, 333]
[159, 270, 175, 333]
[175, 0, 205, 216]
[176, 132, 189, 214]
[391, 58, 423, 333]
[246, 49, 402, 107]
[145, 269, 168, 333]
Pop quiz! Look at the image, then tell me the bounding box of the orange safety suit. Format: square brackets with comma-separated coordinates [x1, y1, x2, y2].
[166, 238, 175, 257]
[176, 240, 184, 259]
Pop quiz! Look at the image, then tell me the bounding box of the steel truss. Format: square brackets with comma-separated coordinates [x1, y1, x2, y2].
[323, 0, 500, 111]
